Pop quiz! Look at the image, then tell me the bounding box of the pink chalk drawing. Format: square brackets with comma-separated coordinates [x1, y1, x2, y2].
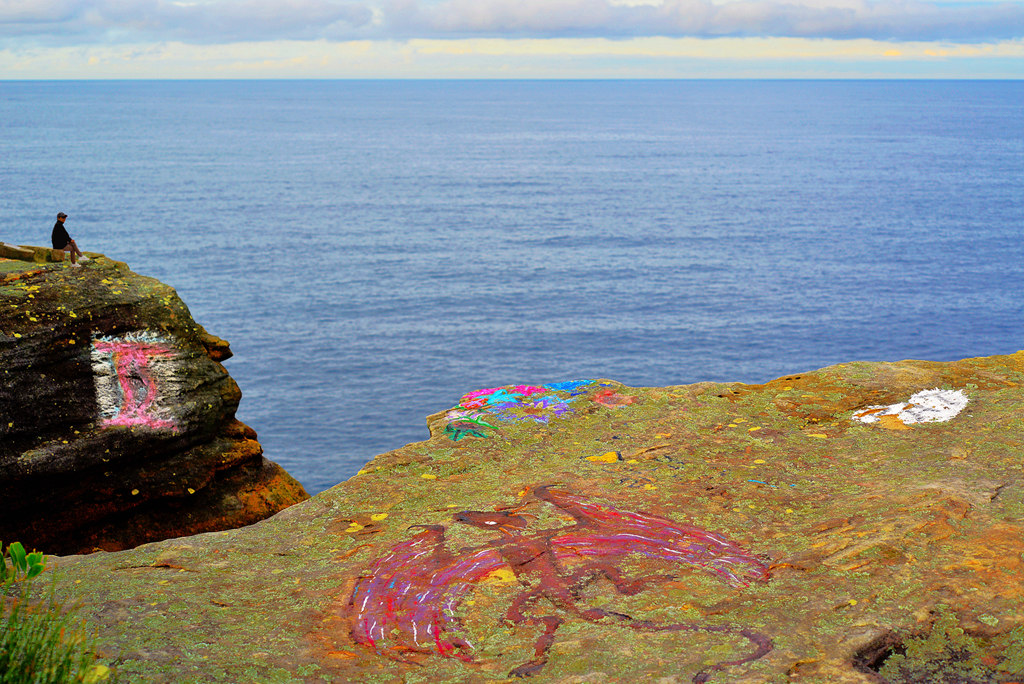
[91, 332, 179, 430]
[345, 485, 771, 682]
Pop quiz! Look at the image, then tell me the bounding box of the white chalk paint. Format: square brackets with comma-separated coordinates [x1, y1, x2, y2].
[852, 388, 969, 425]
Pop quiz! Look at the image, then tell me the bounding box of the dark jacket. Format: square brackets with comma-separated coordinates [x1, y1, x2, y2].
[52, 221, 71, 249]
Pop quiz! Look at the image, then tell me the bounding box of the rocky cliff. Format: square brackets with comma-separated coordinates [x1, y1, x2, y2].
[50, 351, 1024, 682]
[0, 247, 308, 555]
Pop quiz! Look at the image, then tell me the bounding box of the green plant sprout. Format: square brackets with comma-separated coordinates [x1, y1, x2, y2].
[1, 541, 46, 591]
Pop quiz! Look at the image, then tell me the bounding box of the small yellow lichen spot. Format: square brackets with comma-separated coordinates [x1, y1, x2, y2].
[131, 489, 140, 496]
[734, 418, 746, 423]
[786, 509, 794, 514]
[727, 424, 737, 428]
[483, 567, 517, 585]
[782, 386, 793, 390]
[157, 580, 169, 585]
[271, 569, 284, 574]
[467, 600, 476, 606]
[13, 333, 21, 338]
[748, 426, 761, 432]
[848, 599, 858, 606]
[626, 458, 639, 464]
[357, 470, 368, 475]
[643, 484, 657, 490]
[655, 433, 672, 438]
[68, 339, 76, 345]
[587, 452, 620, 464]
[187, 488, 196, 494]
[345, 522, 364, 533]
[370, 513, 388, 521]
[753, 459, 766, 464]
[808, 433, 828, 439]
[748, 504, 756, 509]
[518, 489, 527, 496]
[421, 473, 437, 480]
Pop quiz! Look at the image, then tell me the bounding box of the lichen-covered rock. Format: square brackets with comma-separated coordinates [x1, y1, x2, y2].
[0, 252, 307, 555]
[49, 351, 1024, 683]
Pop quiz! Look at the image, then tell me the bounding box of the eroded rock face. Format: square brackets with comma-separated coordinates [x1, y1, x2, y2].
[50, 352, 1024, 683]
[0, 252, 307, 555]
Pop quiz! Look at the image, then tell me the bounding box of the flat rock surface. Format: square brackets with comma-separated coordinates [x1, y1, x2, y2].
[53, 352, 1024, 682]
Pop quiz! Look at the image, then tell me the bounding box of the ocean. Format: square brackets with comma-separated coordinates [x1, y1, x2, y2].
[2, 80, 1022, 494]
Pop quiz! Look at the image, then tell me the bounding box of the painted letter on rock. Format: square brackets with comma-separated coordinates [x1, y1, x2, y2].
[91, 331, 180, 431]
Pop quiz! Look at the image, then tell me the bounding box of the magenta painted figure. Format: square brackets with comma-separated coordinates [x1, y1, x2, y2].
[346, 485, 771, 682]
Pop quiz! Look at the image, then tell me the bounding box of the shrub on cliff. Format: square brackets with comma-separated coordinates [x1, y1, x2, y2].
[1, 542, 111, 684]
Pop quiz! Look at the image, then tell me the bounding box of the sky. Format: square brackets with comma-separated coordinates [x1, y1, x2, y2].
[1, 0, 1023, 78]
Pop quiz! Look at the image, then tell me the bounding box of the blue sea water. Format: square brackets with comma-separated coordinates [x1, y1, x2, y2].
[2, 80, 1022, 494]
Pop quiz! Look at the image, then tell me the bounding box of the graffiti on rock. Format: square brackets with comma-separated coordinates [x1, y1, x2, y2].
[852, 388, 969, 427]
[91, 332, 179, 431]
[345, 485, 771, 682]
[443, 380, 618, 441]
[592, 388, 637, 408]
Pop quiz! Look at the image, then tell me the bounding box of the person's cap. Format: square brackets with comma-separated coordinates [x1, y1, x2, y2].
[57, 212, 67, 218]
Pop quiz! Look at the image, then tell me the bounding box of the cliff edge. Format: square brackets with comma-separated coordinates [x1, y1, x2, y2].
[0, 247, 308, 555]
[51, 351, 1024, 682]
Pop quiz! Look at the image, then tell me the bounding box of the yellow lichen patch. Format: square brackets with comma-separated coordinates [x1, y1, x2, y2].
[482, 567, 517, 585]
[370, 513, 388, 521]
[421, 473, 437, 480]
[345, 522, 364, 533]
[587, 452, 621, 464]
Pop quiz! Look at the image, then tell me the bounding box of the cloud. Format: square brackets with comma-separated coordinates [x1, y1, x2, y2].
[383, 0, 1024, 42]
[0, 0, 374, 43]
[2, 0, 1022, 44]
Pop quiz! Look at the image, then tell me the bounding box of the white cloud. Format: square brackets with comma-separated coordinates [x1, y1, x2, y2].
[0, 0, 374, 43]
[383, 0, 1024, 42]
[1, 0, 1022, 45]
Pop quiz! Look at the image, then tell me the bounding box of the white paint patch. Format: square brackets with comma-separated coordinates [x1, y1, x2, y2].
[852, 388, 969, 425]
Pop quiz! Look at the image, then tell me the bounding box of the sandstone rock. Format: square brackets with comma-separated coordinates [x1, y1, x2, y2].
[0, 242, 35, 260]
[50, 353, 1024, 683]
[0, 251, 307, 555]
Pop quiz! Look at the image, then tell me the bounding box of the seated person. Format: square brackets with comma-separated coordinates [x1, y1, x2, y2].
[51, 212, 85, 266]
